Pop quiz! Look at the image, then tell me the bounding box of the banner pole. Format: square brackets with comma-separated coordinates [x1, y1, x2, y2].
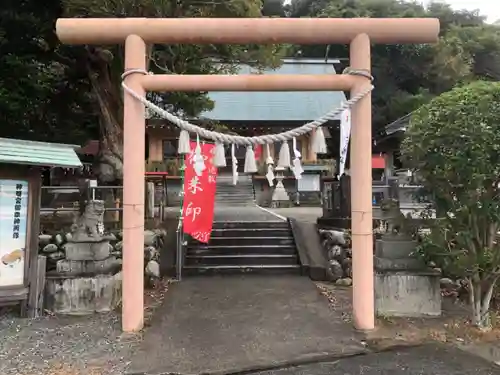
[176, 156, 186, 281]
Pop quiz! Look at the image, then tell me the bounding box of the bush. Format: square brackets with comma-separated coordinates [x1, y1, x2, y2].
[401, 81, 500, 330]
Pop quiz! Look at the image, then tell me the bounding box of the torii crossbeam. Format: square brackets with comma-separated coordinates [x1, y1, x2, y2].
[56, 17, 440, 333]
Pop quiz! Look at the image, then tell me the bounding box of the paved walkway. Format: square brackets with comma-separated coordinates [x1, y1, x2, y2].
[269, 207, 322, 223]
[252, 344, 499, 375]
[129, 275, 366, 374]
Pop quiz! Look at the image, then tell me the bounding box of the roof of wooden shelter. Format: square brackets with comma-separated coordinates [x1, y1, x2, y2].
[0, 138, 83, 168]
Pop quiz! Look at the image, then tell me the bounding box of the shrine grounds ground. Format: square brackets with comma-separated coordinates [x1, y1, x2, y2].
[1, 207, 500, 374]
[1, 276, 500, 375]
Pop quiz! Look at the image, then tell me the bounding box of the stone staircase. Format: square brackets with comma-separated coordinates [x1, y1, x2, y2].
[183, 221, 301, 275]
[215, 174, 255, 207]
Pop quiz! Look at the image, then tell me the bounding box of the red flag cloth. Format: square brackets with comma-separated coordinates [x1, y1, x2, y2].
[182, 141, 218, 243]
[254, 144, 262, 160]
[372, 154, 385, 169]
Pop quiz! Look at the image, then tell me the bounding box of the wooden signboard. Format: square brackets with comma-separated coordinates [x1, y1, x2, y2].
[0, 179, 29, 287]
[0, 166, 45, 317]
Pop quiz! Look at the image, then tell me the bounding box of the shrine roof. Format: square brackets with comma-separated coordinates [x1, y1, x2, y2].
[384, 112, 412, 136]
[0, 137, 83, 168]
[199, 58, 347, 122]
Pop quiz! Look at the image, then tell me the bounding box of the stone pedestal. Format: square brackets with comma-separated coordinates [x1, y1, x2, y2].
[63, 239, 112, 261]
[44, 200, 122, 315]
[45, 272, 122, 315]
[374, 235, 441, 317]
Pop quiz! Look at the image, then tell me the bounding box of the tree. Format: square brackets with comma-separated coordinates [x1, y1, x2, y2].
[433, 24, 500, 83]
[56, 0, 284, 183]
[0, 0, 96, 144]
[286, 0, 494, 131]
[400, 81, 500, 330]
[262, 0, 287, 16]
[1, 0, 283, 182]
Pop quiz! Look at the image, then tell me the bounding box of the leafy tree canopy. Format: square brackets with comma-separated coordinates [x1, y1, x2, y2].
[288, 0, 500, 130]
[401, 81, 500, 329]
[0, 0, 284, 181]
[2, 0, 500, 179]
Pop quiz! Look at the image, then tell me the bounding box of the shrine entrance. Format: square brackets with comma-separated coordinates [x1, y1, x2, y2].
[55, 17, 439, 333]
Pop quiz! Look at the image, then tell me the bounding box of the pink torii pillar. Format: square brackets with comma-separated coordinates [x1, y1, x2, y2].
[55, 17, 440, 333]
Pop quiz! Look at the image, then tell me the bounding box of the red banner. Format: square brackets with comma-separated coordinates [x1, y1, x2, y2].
[254, 144, 262, 160]
[182, 141, 218, 243]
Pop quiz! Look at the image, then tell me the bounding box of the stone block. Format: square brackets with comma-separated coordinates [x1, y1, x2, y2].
[375, 238, 418, 259]
[374, 256, 424, 271]
[56, 256, 119, 276]
[44, 272, 122, 315]
[63, 241, 111, 261]
[375, 271, 441, 317]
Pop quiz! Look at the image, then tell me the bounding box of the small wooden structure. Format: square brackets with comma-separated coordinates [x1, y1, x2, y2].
[0, 137, 82, 317]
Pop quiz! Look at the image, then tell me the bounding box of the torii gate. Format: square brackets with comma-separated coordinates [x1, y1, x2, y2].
[55, 17, 439, 333]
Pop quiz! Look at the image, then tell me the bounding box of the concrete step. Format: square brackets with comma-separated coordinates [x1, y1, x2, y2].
[187, 244, 296, 255]
[215, 200, 255, 205]
[188, 243, 297, 253]
[212, 221, 290, 229]
[196, 236, 295, 246]
[215, 194, 254, 198]
[182, 220, 299, 276]
[215, 199, 253, 203]
[183, 264, 301, 276]
[216, 191, 253, 195]
[216, 191, 253, 194]
[211, 227, 291, 237]
[215, 204, 255, 208]
[215, 200, 254, 203]
[185, 253, 299, 266]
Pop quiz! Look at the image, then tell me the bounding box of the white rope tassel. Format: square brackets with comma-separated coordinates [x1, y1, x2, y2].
[213, 142, 226, 167]
[291, 137, 304, 180]
[265, 143, 274, 166]
[265, 144, 275, 187]
[277, 141, 291, 168]
[312, 127, 328, 154]
[193, 134, 206, 177]
[243, 145, 258, 173]
[178, 129, 191, 154]
[231, 143, 238, 185]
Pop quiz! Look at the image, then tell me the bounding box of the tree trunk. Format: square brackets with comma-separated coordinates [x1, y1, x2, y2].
[87, 48, 124, 184]
[469, 277, 497, 331]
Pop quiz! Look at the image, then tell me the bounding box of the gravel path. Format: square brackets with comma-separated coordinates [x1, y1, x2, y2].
[0, 308, 136, 375]
[0, 281, 168, 375]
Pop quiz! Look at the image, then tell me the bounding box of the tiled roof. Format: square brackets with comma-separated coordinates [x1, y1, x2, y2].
[77, 140, 100, 156]
[0, 138, 83, 168]
[199, 58, 347, 122]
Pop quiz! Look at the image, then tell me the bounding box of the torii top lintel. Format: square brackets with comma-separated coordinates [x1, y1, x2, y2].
[55, 17, 439, 45]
